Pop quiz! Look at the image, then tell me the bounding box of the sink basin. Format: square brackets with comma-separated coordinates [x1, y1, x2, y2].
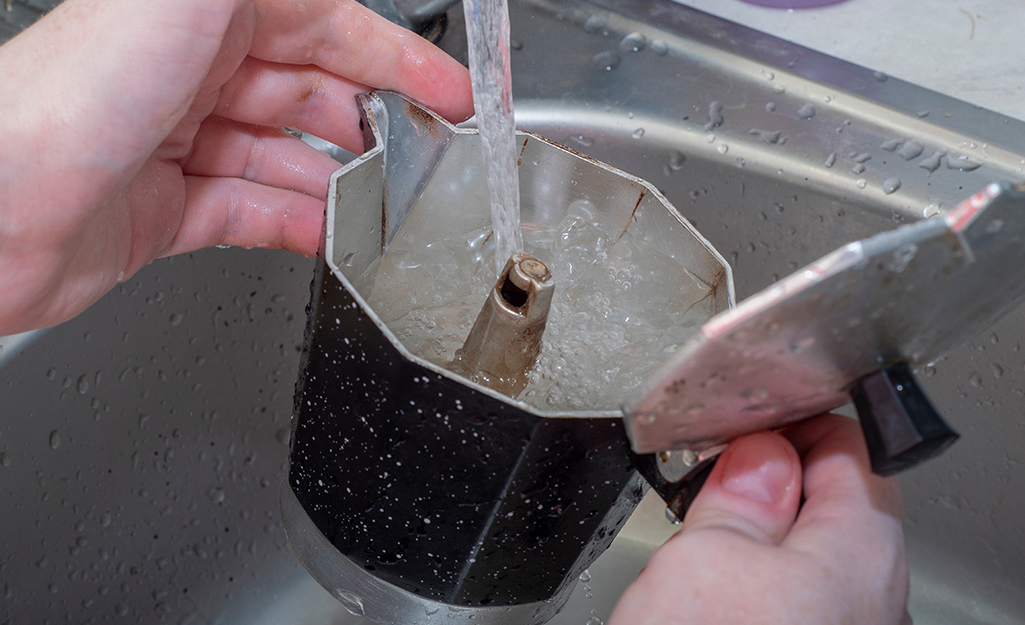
[3, 0, 1025, 623]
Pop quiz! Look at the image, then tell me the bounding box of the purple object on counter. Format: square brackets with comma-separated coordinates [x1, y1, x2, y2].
[738, 0, 849, 7]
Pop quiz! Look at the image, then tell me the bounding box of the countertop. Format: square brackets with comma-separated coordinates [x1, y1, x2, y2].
[677, 0, 1025, 122]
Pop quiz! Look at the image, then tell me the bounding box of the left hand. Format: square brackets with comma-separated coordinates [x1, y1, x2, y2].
[0, 0, 473, 334]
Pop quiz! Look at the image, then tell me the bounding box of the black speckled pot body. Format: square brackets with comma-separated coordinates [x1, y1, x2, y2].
[289, 259, 644, 607]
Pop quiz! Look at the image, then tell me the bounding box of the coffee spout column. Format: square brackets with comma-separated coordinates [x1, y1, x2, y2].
[454, 253, 554, 396]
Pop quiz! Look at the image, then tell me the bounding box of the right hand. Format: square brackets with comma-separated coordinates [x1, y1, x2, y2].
[610, 414, 910, 624]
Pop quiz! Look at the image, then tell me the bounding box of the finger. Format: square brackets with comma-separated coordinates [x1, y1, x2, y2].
[214, 57, 370, 153]
[782, 414, 909, 618]
[249, 0, 473, 123]
[680, 431, 803, 545]
[182, 116, 340, 200]
[160, 175, 325, 258]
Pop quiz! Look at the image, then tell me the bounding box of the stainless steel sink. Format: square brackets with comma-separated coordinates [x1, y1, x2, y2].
[3, 0, 1025, 623]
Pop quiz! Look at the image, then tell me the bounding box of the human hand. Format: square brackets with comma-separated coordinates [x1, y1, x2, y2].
[610, 414, 910, 624]
[0, 0, 472, 334]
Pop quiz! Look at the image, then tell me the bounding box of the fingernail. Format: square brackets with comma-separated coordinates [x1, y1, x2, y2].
[720, 433, 794, 504]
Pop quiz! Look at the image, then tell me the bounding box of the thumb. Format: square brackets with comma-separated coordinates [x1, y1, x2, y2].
[681, 431, 803, 545]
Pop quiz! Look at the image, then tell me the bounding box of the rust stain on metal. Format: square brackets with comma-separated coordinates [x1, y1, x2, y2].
[517, 137, 529, 167]
[615, 191, 647, 243]
[381, 185, 389, 254]
[403, 100, 441, 140]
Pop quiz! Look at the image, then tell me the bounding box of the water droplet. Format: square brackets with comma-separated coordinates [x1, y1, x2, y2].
[992, 363, 1005, 379]
[705, 133, 716, 143]
[888, 242, 917, 272]
[704, 101, 724, 131]
[897, 141, 924, 161]
[986, 218, 1005, 234]
[619, 32, 647, 53]
[169, 312, 183, 326]
[850, 163, 866, 175]
[338, 592, 366, 616]
[969, 372, 983, 388]
[668, 151, 686, 170]
[881, 139, 901, 152]
[749, 128, 781, 145]
[0, 451, 10, 467]
[717, 144, 729, 154]
[855, 178, 867, 189]
[789, 336, 816, 353]
[76, 374, 89, 394]
[583, 14, 606, 33]
[797, 103, 816, 119]
[917, 151, 945, 173]
[946, 156, 982, 172]
[631, 127, 645, 139]
[215, 244, 231, 249]
[922, 203, 943, 218]
[882, 178, 902, 194]
[586, 617, 604, 625]
[765, 101, 777, 112]
[207, 487, 225, 504]
[571, 135, 594, 147]
[822, 95, 832, 102]
[772, 84, 786, 94]
[579, 569, 592, 582]
[824, 152, 837, 168]
[591, 51, 621, 71]
[650, 39, 669, 55]
[873, 71, 889, 82]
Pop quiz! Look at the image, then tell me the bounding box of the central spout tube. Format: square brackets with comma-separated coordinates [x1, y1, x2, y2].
[453, 253, 554, 396]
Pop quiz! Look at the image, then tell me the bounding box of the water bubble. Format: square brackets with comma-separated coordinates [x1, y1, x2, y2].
[882, 178, 902, 194]
[650, 39, 669, 55]
[631, 128, 645, 139]
[49, 430, 61, 450]
[619, 32, 647, 53]
[591, 51, 621, 71]
[797, 103, 816, 119]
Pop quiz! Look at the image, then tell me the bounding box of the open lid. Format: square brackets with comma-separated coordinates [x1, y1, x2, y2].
[624, 181, 1025, 455]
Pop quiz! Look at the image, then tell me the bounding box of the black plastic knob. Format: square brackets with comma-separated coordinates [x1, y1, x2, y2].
[852, 363, 960, 476]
